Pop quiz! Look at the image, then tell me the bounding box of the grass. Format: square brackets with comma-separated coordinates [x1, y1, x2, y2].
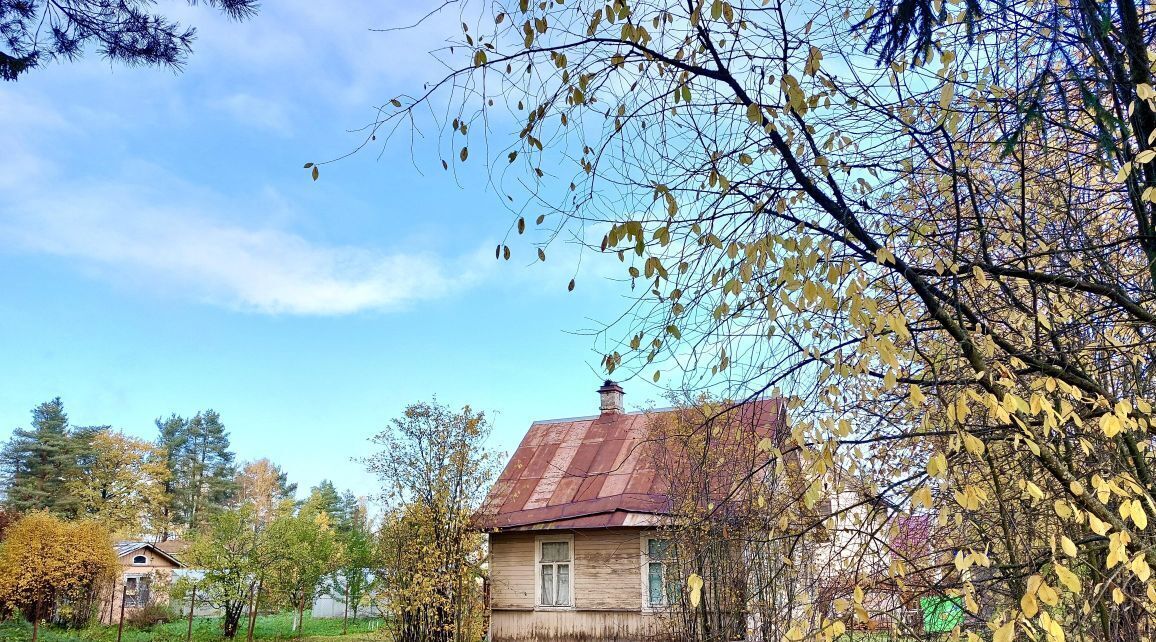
[0, 611, 385, 642]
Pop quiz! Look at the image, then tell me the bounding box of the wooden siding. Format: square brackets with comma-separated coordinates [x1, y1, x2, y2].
[573, 529, 643, 610]
[490, 529, 647, 611]
[491, 532, 537, 609]
[491, 610, 670, 642]
[489, 528, 676, 642]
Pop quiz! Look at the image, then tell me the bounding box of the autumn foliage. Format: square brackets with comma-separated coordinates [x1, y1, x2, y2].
[0, 511, 118, 627]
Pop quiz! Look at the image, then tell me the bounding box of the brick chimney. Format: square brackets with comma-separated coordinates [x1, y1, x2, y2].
[597, 380, 625, 414]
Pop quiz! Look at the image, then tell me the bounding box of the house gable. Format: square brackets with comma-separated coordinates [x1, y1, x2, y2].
[113, 542, 184, 569]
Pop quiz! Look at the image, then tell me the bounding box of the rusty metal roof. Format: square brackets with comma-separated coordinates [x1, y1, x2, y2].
[475, 398, 784, 531]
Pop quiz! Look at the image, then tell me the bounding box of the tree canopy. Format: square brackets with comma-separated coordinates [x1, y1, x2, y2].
[366, 400, 495, 642]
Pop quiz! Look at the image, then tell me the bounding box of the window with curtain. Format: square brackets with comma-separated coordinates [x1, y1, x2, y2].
[646, 538, 674, 607]
[538, 540, 571, 607]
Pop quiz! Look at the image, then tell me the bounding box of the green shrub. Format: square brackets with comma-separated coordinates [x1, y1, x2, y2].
[124, 602, 177, 629]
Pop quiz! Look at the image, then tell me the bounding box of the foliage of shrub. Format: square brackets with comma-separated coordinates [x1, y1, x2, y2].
[124, 602, 177, 629]
[0, 511, 118, 628]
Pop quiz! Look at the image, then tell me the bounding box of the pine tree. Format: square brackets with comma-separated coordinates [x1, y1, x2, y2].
[155, 410, 237, 536]
[0, 398, 90, 516]
[155, 414, 188, 540]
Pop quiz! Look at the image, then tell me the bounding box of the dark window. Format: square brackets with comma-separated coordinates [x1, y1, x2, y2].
[132, 555, 147, 565]
[125, 576, 151, 607]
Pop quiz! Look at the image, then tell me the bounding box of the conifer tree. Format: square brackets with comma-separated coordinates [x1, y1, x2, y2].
[0, 398, 89, 516]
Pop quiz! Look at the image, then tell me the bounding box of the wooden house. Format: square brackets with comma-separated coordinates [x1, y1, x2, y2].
[99, 541, 184, 624]
[475, 381, 784, 642]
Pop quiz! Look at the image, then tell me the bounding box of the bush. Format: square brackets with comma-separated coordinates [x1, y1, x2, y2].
[124, 603, 176, 628]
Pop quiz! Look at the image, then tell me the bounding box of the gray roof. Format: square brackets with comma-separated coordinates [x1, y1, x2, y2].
[113, 541, 185, 568]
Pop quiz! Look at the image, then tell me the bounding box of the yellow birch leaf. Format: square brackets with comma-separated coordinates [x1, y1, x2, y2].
[1054, 563, 1080, 594]
[1132, 555, 1151, 582]
[939, 82, 954, 109]
[993, 620, 1015, 642]
[1020, 592, 1038, 617]
[687, 573, 704, 608]
[1060, 536, 1077, 557]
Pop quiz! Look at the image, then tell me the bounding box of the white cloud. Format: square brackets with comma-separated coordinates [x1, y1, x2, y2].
[0, 168, 490, 316]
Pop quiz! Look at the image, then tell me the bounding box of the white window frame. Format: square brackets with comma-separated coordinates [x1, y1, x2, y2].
[132, 554, 147, 565]
[640, 533, 674, 611]
[534, 534, 574, 610]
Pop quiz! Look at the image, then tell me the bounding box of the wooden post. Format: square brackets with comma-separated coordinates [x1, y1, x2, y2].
[342, 582, 350, 635]
[31, 599, 38, 642]
[108, 576, 117, 625]
[186, 584, 197, 642]
[116, 584, 128, 642]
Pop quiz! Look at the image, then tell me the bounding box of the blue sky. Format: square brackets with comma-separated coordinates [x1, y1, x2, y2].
[0, 1, 660, 501]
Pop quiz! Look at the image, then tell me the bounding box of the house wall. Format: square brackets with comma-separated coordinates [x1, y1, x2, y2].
[489, 528, 671, 642]
[99, 550, 180, 625]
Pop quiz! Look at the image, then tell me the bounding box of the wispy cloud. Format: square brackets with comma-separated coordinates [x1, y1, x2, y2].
[0, 160, 489, 316]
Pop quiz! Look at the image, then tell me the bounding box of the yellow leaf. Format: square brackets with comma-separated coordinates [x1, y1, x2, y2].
[804, 46, 823, 76]
[1060, 536, 1077, 558]
[1132, 555, 1151, 582]
[993, 620, 1015, 642]
[1054, 563, 1080, 593]
[909, 384, 926, 407]
[1114, 161, 1133, 182]
[1137, 149, 1156, 164]
[1024, 481, 1044, 500]
[1037, 582, 1058, 606]
[962, 433, 985, 455]
[746, 102, 761, 123]
[927, 453, 947, 477]
[1020, 592, 1038, 618]
[1088, 513, 1109, 536]
[1133, 500, 1149, 530]
[687, 573, 704, 608]
[939, 82, 955, 109]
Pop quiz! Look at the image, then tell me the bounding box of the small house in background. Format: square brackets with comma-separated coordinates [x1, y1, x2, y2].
[474, 381, 784, 642]
[99, 541, 184, 624]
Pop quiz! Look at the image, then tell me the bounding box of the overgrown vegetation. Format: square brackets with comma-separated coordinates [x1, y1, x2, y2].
[366, 400, 495, 642]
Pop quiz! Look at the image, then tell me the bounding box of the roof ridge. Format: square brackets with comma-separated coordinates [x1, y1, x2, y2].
[529, 405, 680, 425]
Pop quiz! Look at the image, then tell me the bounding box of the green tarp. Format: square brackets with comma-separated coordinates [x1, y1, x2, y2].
[920, 596, 965, 633]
